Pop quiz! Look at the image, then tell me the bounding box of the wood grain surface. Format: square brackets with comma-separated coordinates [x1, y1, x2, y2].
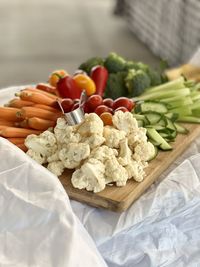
[59, 123, 200, 212]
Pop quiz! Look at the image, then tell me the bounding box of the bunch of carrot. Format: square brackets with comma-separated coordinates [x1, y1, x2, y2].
[0, 84, 63, 152]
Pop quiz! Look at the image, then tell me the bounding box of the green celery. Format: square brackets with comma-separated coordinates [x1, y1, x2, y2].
[177, 116, 200, 123]
[170, 106, 192, 116]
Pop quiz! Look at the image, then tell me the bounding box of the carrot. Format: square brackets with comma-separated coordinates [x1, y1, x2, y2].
[16, 107, 62, 121]
[20, 87, 61, 100]
[0, 107, 22, 122]
[0, 127, 42, 138]
[0, 125, 8, 130]
[15, 119, 30, 128]
[33, 104, 60, 112]
[7, 98, 34, 108]
[7, 137, 25, 145]
[16, 143, 28, 152]
[0, 120, 16, 127]
[36, 83, 59, 96]
[28, 117, 56, 130]
[17, 91, 56, 106]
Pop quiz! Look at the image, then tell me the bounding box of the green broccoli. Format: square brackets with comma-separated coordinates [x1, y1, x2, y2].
[78, 57, 104, 74]
[104, 72, 128, 99]
[125, 69, 151, 97]
[146, 69, 162, 86]
[104, 52, 126, 73]
[124, 61, 139, 71]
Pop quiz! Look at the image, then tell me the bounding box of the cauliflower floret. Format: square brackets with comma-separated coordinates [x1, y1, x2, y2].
[105, 157, 128, 186]
[103, 126, 126, 148]
[54, 118, 81, 144]
[26, 149, 47, 164]
[90, 145, 118, 163]
[59, 143, 90, 169]
[25, 130, 58, 163]
[128, 127, 147, 150]
[112, 111, 138, 134]
[81, 134, 105, 149]
[125, 159, 147, 182]
[47, 152, 60, 163]
[133, 141, 155, 162]
[117, 138, 132, 166]
[71, 158, 106, 193]
[77, 113, 104, 136]
[47, 161, 65, 176]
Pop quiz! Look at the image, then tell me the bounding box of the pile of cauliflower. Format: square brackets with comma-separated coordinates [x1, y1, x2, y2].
[25, 111, 154, 193]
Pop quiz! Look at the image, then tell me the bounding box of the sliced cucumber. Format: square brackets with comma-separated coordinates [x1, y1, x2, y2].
[137, 120, 144, 127]
[145, 113, 162, 124]
[147, 145, 158, 161]
[174, 122, 189, 134]
[135, 101, 168, 114]
[146, 128, 172, 151]
[164, 112, 179, 122]
[132, 114, 148, 125]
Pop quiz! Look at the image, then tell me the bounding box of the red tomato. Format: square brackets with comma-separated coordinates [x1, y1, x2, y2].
[113, 97, 134, 111]
[83, 102, 90, 113]
[94, 105, 113, 116]
[102, 98, 114, 108]
[73, 98, 80, 104]
[115, 107, 129, 112]
[100, 112, 113, 125]
[71, 102, 80, 111]
[87, 95, 103, 111]
[60, 98, 74, 113]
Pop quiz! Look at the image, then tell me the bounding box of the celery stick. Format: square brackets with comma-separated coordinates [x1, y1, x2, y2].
[190, 100, 200, 110]
[168, 97, 193, 109]
[170, 106, 192, 116]
[135, 88, 190, 101]
[144, 77, 185, 93]
[177, 116, 200, 123]
[160, 95, 188, 103]
[192, 109, 200, 117]
[191, 93, 200, 101]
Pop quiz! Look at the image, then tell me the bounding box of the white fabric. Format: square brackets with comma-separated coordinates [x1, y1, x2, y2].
[1, 86, 200, 266]
[0, 137, 107, 267]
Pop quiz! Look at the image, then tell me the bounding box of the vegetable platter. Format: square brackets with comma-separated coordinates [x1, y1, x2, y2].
[0, 52, 200, 211]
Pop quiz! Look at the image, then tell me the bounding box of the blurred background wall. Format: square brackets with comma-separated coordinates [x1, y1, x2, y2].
[0, 0, 160, 88]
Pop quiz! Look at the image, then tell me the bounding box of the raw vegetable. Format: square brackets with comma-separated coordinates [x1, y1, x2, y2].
[28, 117, 56, 130]
[125, 69, 151, 97]
[104, 71, 128, 99]
[79, 57, 104, 74]
[16, 107, 61, 121]
[49, 70, 68, 87]
[0, 127, 42, 138]
[73, 74, 96, 96]
[90, 66, 108, 96]
[36, 83, 59, 96]
[57, 76, 82, 99]
[100, 112, 113, 125]
[7, 137, 26, 145]
[17, 91, 56, 106]
[7, 99, 34, 108]
[0, 107, 21, 122]
[104, 52, 126, 73]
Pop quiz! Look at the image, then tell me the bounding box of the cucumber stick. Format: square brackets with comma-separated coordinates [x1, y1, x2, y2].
[146, 128, 172, 150]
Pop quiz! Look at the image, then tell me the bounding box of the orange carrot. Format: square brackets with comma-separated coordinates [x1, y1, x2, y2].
[28, 117, 56, 130]
[15, 119, 30, 129]
[18, 91, 56, 106]
[33, 104, 60, 112]
[16, 107, 62, 121]
[7, 137, 25, 145]
[36, 83, 59, 96]
[16, 143, 28, 152]
[0, 125, 8, 130]
[7, 98, 34, 108]
[0, 120, 16, 127]
[0, 107, 22, 122]
[20, 87, 61, 100]
[0, 127, 42, 138]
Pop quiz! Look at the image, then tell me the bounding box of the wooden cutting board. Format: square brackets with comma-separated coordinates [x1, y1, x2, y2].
[59, 123, 200, 212]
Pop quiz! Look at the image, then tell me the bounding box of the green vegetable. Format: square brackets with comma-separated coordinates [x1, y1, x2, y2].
[146, 128, 172, 150]
[104, 52, 126, 73]
[78, 57, 104, 74]
[104, 72, 128, 99]
[125, 69, 151, 97]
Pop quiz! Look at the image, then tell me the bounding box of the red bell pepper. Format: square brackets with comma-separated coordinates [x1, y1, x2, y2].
[90, 66, 108, 97]
[57, 76, 82, 99]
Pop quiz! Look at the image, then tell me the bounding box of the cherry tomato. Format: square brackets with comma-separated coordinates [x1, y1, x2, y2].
[94, 105, 113, 116]
[102, 98, 114, 108]
[113, 97, 134, 111]
[115, 107, 129, 112]
[84, 102, 90, 113]
[87, 95, 103, 111]
[73, 98, 80, 104]
[100, 112, 113, 126]
[71, 102, 80, 111]
[60, 98, 74, 113]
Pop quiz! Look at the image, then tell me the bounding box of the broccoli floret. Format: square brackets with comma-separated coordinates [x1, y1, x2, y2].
[146, 69, 162, 86]
[104, 52, 126, 73]
[125, 69, 151, 97]
[79, 57, 104, 74]
[104, 72, 128, 99]
[124, 61, 139, 71]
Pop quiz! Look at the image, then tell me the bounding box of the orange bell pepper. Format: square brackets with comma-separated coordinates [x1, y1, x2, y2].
[73, 74, 96, 96]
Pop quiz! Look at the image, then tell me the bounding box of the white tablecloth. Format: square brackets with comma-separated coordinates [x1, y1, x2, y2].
[1, 86, 200, 267]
